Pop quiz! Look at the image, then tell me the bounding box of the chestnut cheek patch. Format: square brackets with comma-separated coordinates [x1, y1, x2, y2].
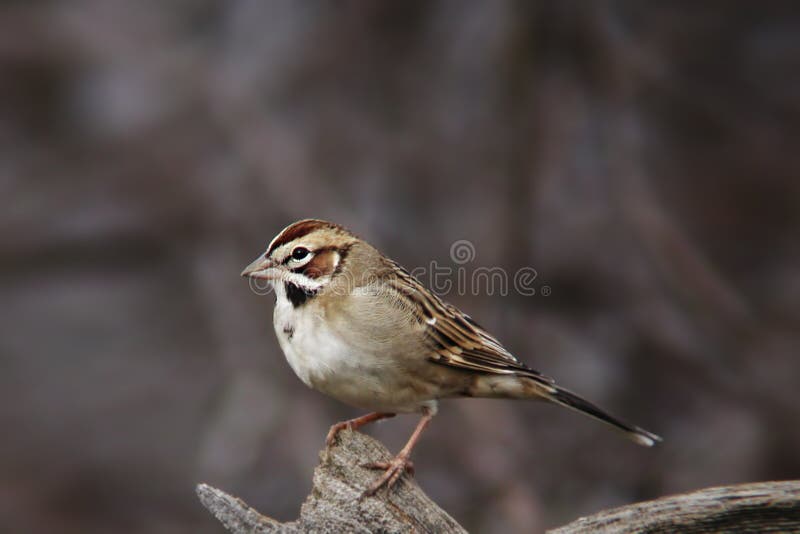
[302, 250, 339, 279]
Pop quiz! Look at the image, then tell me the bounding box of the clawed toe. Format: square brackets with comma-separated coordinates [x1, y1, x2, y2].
[362, 456, 415, 495]
[325, 422, 349, 447]
[362, 460, 415, 475]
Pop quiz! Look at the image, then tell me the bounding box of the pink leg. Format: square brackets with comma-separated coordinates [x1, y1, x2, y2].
[326, 412, 396, 447]
[362, 408, 434, 495]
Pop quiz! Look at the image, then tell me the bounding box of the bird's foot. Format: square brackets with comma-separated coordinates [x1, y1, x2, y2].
[362, 454, 415, 496]
[325, 421, 353, 447]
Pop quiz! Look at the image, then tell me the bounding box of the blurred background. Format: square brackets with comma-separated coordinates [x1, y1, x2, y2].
[2, 1, 800, 532]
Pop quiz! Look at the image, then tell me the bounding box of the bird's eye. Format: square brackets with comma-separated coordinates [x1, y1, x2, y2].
[291, 247, 310, 260]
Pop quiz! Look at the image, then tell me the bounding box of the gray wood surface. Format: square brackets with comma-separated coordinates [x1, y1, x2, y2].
[197, 430, 466, 533]
[197, 431, 800, 533]
[552, 480, 800, 533]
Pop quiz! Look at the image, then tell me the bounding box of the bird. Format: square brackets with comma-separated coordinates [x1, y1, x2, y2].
[241, 219, 661, 495]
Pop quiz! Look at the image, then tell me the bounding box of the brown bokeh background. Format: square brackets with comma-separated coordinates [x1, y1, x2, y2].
[2, 1, 800, 532]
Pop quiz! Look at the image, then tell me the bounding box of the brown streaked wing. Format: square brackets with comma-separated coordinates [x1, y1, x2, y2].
[384, 260, 554, 382]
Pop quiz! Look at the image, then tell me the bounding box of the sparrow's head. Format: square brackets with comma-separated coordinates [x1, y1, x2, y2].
[241, 219, 361, 294]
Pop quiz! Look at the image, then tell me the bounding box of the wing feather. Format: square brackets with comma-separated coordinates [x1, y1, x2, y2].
[384, 260, 553, 382]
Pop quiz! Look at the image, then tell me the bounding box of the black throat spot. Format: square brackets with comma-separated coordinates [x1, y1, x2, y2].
[285, 282, 317, 308]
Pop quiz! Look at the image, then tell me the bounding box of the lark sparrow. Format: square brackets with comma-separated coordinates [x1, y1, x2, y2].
[242, 219, 661, 495]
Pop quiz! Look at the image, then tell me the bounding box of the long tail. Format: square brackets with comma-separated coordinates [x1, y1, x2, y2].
[546, 384, 662, 447]
[462, 373, 662, 446]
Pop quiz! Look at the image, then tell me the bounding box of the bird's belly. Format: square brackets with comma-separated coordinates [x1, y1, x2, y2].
[273, 299, 433, 413]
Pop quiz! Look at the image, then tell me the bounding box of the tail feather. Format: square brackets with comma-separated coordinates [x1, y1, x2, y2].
[547, 385, 662, 447]
[462, 373, 662, 446]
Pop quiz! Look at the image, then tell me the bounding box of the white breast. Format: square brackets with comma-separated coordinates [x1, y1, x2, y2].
[273, 285, 329, 385]
[270, 283, 433, 413]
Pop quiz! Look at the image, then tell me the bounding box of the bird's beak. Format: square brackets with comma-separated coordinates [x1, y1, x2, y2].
[241, 255, 278, 279]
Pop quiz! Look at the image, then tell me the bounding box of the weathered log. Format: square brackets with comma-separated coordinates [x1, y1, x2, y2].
[552, 480, 800, 533]
[197, 430, 800, 533]
[197, 429, 466, 533]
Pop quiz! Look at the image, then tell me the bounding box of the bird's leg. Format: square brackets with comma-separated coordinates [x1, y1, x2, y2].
[326, 412, 396, 447]
[362, 408, 434, 495]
